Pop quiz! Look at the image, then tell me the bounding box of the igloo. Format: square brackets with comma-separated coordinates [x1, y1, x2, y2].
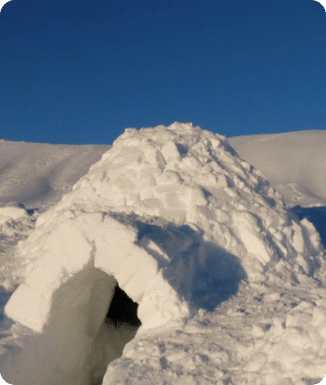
[2, 122, 324, 385]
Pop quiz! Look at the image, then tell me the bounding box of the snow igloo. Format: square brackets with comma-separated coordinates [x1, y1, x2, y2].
[2, 122, 324, 385]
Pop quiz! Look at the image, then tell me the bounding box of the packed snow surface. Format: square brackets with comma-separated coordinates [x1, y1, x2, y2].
[0, 123, 326, 385]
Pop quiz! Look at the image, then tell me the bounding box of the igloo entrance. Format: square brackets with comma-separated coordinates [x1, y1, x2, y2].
[2, 211, 198, 385]
[48, 267, 143, 385]
[105, 284, 142, 329]
[1, 267, 142, 385]
[86, 269, 142, 385]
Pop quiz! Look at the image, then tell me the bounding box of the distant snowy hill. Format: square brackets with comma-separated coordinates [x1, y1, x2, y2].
[230, 130, 326, 208]
[0, 140, 109, 210]
[1, 123, 326, 385]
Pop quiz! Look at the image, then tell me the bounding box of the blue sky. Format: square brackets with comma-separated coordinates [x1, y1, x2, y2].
[0, 0, 325, 145]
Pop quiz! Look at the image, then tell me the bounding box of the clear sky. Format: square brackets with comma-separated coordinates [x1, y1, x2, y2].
[0, 0, 325, 145]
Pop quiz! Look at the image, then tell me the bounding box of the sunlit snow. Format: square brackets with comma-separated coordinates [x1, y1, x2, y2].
[0, 123, 326, 385]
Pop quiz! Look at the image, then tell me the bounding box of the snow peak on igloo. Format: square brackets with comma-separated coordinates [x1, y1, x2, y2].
[2, 122, 325, 385]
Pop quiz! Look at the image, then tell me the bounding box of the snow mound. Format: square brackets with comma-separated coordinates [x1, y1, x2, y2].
[1, 122, 325, 385]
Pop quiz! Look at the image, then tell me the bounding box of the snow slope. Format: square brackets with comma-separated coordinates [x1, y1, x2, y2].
[0, 140, 109, 210]
[230, 130, 326, 208]
[1, 123, 326, 385]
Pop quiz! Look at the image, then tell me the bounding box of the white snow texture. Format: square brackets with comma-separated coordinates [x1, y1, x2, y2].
[1, 122, 326, 385]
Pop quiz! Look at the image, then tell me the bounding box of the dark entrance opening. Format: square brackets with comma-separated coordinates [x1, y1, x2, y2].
[105, 284, 142, 328]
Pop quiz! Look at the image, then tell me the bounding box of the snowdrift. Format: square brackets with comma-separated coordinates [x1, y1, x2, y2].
[1, 122, 325, 385]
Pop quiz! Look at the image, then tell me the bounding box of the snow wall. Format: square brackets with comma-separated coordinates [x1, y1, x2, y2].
[1, 122, 325, 385]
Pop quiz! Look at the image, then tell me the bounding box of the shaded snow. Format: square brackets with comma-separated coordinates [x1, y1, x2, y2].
[0, 123, 326, 385]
